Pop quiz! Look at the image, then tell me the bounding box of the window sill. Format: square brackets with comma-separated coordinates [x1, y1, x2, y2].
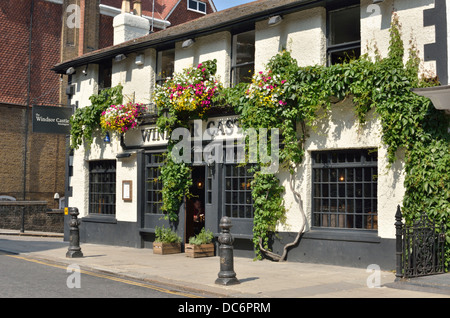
[82, 215, 117, 224]
[303, 228, 381, 243]
[187, 8, 206, 15]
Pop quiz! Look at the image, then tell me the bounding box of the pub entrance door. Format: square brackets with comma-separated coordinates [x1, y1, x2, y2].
[185, 165, 206, 243]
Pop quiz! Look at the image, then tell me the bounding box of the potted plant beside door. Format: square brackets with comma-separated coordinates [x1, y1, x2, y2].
[185, 228, 215, 258]
[153, 226, 182, 255]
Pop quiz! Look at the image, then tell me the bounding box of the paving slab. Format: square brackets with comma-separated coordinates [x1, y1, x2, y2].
[0, 234, 448, 298]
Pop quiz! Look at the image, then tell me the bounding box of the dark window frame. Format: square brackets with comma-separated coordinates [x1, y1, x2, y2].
[327, 4, 361, 65]
[223, 163, 255, 219]
[145, 152, 164, 215]
[98, 59, 112, 92]
[156, 48, 175, 86]
[231, 29, 255, 86]
[311, 149, 378, 231]
[88, 160, 117, 216]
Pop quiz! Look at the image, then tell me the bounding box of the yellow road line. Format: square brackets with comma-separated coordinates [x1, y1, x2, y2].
[6, 254, 203, 298]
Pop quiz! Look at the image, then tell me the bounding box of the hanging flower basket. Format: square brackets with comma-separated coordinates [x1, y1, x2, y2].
[154, 59, 221, 119]
[100, 102, 146, 134]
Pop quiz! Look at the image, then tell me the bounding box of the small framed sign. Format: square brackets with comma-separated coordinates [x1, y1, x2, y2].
[122, 180, 132, 202]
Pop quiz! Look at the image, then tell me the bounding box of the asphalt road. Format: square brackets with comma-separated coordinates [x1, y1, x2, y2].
[0, 250, 209, 298]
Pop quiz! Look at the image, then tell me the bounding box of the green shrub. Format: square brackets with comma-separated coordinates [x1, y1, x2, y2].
[154, 226, 182, 243]
[188, 228, 214, 245]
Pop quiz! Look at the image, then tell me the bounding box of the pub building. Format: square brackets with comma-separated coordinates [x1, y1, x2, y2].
[52, 0, 448, 269]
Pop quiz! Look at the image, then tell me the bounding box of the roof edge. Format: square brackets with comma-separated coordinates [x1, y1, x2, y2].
[52, 0, 323, 74]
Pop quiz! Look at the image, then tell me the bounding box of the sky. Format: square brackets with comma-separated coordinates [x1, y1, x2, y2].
[213, 0, 258, 11]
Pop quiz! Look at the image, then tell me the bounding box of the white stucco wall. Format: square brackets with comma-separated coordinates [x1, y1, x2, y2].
[255, 7, 326, 71]
[174, 31, 232, 87]
[361, 0, 436, 77]
[275, 100, 404, 239]
[69, 61, 141, 221]
[112, 48, 156, 104]
[70, 64, 99, 109]
[68, 0, 437, 237]
[69, 132, 138, 222]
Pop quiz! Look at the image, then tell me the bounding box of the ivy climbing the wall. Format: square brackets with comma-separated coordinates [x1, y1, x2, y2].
[223, 13, 449, 262]
[151, 13, 449, 265]
[70, 85, 123, 149]
[154, 60, 221, 222]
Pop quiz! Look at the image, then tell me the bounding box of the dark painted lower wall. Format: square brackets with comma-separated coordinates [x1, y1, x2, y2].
[68, 219, 396, 270]
[271, 230, 396, 270]
[73, 216, 143, 248]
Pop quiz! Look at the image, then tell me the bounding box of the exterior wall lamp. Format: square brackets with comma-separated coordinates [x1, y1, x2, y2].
[135, 53, 145, 66]
[268, 15, 283, 26]
[115, 54, 127, 62]
[66, 67, 76, 75]
[182, 38, 195, 49]
[82, 64, 88, 76]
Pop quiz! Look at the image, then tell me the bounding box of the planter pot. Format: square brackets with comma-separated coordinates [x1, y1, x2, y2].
[185, 243, 215, 258]
[153, 242, 181, 255]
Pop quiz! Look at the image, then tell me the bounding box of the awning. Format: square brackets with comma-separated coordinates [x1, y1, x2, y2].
[412, 85, 450, 113]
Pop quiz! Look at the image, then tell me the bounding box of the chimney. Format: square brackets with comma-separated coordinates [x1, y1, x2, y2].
[133, 0, 142, 16]
[113, 0, 150, 45]
[121, 0, 131, 13]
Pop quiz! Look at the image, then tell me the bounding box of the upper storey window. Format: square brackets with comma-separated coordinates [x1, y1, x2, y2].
[156, 49, 175, 86]
[188, 0, 207, 14]
[231, 30, 255, 86]
[327, 5, 361, 65]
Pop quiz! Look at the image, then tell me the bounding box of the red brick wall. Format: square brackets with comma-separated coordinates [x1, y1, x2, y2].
[99, 14, 114, 49]
[0, 0, 62, 106]
[168, 0, 214, 27]
[0, 0, 65, 203]
[100, 0, 215, 31]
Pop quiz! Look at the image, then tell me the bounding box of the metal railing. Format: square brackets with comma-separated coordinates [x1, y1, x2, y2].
[395, 205, 446, 279]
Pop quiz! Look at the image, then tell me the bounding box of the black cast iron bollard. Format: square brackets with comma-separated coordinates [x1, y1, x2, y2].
[66, 207, 83, 258]
[215, 216, 240, 286]
[395, 205, 403, 279]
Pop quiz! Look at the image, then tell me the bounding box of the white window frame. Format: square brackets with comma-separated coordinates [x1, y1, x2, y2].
[187, 0, 207, 14]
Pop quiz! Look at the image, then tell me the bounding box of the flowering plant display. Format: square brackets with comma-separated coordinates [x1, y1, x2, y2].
[245, 70, 288, 109]
[154, 59, 221, 121]
[100, 102, 146, 134]
[152, 60, 222, 223]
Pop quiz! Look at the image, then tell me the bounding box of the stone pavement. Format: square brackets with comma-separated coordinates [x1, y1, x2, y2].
[0, 230, 449, 298]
